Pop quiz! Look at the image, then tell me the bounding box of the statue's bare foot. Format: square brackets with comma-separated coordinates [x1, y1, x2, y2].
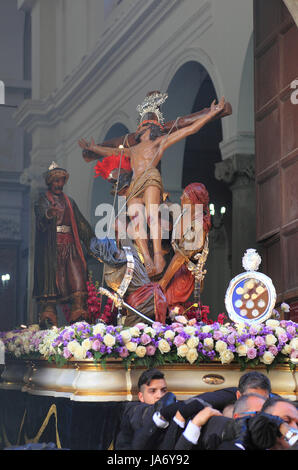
[154, 252, 166, 276]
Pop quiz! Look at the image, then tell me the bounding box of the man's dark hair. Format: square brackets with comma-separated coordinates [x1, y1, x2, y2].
[137, 368, 165, 391]
[233, 393, 266, 417]
[261, 396, 297, 413]
[238, 371, 271, 395]
[135, 122, 166, 143]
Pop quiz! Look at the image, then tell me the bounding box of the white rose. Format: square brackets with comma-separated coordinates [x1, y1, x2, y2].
[290, 338, 298, 350]
[245, 338, 255, 348]
[158, 339, 171, 354]
[236, 344, 248, 356]
[81, 339, 92, 351]
[220, 349, 234, 364]
[187, 336, 199, 349]
[280, 303, 290, 313]
[164, 330, 175, 340]
[266, 319, 280, 328]
[252, 324, 263, 333]
[219, 326, 229, 335]
[236, 323, 247, 334]
[275, 327, 286, 337]
[177, 344, 189, 357]
[135, 346, 147, 358]
[126, 341, 137, 352]
[202, 325, 212, 333]
[144, 327, 156, 336]
[186, 348, 198, 364]
[73, 345, 87, 361]
[265, 334, 277, 346]
[203, 337, 214, 350]
[67, 340, 80, 354]
[120, 330, 132, 344]
[103, 334, 116, 348]
[129, 327, 140, 338]
[260, 351, 275, 365]
[184, 326, 196, 335]
[92, 323, 106, 336]
[281, 344, 291, 355]
[215, 340, 228, 353]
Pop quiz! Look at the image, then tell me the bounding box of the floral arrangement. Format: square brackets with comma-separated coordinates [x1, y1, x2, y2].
[1, 317, 297, 372]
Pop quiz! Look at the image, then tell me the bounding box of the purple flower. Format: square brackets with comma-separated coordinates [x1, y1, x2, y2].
[119, 347, 129, 358]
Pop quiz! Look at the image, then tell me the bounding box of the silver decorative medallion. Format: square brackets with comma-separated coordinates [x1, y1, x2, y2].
[225, 249, 276, 324]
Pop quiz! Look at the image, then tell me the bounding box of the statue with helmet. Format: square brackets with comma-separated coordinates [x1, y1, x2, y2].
[33, 162, 94, 328]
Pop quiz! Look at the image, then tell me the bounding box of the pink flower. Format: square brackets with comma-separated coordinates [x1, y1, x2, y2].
[62, 330, 72, 341]
[290, 350, 298, 360]
[247, 347, 257, 359]
[269, 346, 278, 356]
[140, 333, 151, 345]
[213, 330, 223, 340]
[278, 333, 288, 344]
[174, 335, 186, 347]
[63, 348, 72, 359]
[227, 333, 236, 345]
[287, 325, 296, 336]
[119, 347, 129, 358]
[146, 345, 156, 356]
[255, 336, 266, 348]
[92, 339, 101, 351]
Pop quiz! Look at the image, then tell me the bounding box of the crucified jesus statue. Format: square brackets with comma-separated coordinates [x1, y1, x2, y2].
[78, 93, 226, 278]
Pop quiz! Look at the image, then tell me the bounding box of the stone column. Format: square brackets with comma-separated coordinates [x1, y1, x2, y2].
[215, 153, 257, 277]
